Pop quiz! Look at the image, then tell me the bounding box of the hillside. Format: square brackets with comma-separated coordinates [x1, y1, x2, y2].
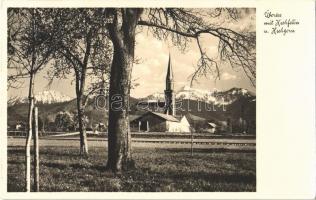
[7, 96, 139, 130]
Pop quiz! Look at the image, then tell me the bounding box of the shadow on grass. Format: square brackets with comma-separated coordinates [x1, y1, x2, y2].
[7, 145, 256, 192]
[40, 160, 107, 171]
[7, 147, 25, 154]
[121, 166, 256, 192]
[7, 160, 24, 165]
[170, 170, 255, 184]
[130, 165, 256, 184]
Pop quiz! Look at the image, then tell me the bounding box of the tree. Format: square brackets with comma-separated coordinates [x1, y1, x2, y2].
[102, 8, 255, 172]
[47, 9, 112, 156]
[55, 111, 75, 131]
[7, 8, 60, 191]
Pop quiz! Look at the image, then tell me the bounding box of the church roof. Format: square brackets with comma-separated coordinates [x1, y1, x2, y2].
[130, 111, 179, 122]
[151, 112, 179, 122]
[185, 113, 206, 122]
[129, 115, 141, 122]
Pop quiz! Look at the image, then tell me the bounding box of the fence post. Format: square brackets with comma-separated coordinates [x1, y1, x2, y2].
[191, 131, 194, 156]
[33, 107, 39, 192]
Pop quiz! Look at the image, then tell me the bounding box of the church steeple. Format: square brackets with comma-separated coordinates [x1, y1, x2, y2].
[166, 54, 174, 90]
[164, 54, 175, 116]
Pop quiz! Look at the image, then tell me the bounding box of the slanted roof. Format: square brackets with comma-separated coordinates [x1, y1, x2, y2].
[131, 111, 179, 122]
[151, 112, 179, 122]
[129, 115, 141, 122]
[185, 113, 206, 122]
[208, 122, 217, 128]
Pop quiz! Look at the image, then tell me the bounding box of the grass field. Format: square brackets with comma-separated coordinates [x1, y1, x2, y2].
[7, 146, 256, 192]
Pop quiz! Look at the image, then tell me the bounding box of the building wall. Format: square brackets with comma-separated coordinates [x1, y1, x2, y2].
[131, 113, 197, 133]
[205, 127, 216, 134]
[130, 114, 167, 132]
[166, 117, 190, 132]
[150, 120, 167, 132]
[130, 121, 140, 132]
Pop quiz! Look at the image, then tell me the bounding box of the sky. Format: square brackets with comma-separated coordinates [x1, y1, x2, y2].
[8, 8, 256, 99]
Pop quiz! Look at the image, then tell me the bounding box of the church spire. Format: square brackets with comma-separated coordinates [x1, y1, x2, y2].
[164, 54, 175, 116]
[166, 54, 174, 91]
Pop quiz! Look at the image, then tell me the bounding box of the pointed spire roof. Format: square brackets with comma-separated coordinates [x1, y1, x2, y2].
[166, 53, 174, 81]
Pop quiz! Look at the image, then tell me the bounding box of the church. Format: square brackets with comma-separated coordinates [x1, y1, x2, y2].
[130, 55, 218, 133]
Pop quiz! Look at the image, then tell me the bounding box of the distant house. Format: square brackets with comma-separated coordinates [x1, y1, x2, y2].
[93, 122, 107, 134]
[184, 113, 218, 133]
[184, 113, 206, 132]
[15, 122, 26, 131]
[217, 120, 232, 133]
[15, 124, 22, 130]
[97, 122, 106, 131]
[206, 122, 217, 134]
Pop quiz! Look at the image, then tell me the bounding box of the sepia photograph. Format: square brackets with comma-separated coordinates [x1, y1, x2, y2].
[7, 7, 256, 192]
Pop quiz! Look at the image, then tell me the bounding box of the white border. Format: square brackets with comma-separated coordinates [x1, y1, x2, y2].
[1, 0, 315, 199]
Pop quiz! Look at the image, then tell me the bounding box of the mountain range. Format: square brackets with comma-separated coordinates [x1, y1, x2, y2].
[8, 87, 256, 133]
[12, 90, 73, 105]
[143, 86, 255, 105]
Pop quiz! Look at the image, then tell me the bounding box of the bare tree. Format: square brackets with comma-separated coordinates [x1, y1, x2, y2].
[7, 95, 20, 107]
[47, 9, 112, 156]
[138, 8, 256, 86]
[102, 8, 255, 172]
[7, 8, 59, 191]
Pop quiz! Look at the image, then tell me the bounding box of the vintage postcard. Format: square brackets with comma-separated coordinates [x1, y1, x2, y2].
[0, 0, 315, 199]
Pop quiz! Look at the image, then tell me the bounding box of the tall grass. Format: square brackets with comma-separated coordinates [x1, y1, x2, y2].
[7, 146, 255, 192]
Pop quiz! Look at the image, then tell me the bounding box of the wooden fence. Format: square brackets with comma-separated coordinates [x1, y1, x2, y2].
[7, 130, 255, 140]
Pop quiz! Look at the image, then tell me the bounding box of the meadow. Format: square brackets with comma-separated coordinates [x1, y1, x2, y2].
[7, 145, 256, 192]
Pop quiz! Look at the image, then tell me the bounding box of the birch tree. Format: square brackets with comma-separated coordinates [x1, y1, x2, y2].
[7, 8, 59, 191]
[47, 9, 112, 156]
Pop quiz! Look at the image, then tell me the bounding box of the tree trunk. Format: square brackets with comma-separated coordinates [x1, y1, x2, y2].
[41, 117, 45, 136]
[76, 95, 88, 156]
[32, 107, 39, 192]
[105, 9, 143, 172]
[25, 72, 34, 192]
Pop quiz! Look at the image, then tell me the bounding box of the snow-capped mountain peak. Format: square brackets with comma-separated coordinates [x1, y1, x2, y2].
[176, 86, 213, 100]
[225, 87, 255, 97]
[144, 87, 255, 106]
[34, 90, 72, 104]
[146, 92, 165, 100]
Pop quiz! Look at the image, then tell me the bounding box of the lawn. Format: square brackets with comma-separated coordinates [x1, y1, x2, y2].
[7, 146, 256, 192]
